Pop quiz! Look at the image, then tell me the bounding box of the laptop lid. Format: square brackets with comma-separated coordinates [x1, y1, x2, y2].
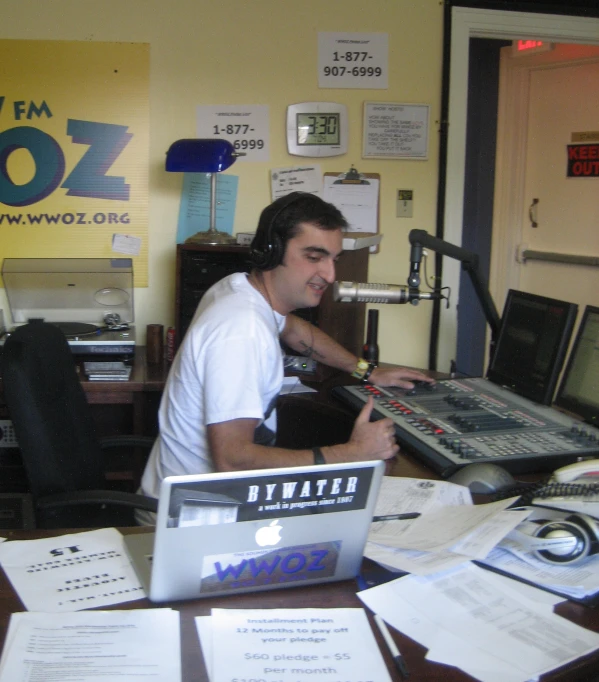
[125, 460, 384, 602]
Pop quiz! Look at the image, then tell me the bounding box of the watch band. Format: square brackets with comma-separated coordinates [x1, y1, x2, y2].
[361, 363, 376, 383]
[312, 447, 326, 465]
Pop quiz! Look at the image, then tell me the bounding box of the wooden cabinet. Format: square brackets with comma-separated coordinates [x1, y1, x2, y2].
[175, 243, 369, 381]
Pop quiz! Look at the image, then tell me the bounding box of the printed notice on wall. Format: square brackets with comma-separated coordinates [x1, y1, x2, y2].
[196, 105, 269, 162]
[363, 102, 429, 159]
[318, 33, 388, 89]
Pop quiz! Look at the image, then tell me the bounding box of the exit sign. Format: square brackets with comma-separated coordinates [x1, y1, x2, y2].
[512, 40, 554, 56]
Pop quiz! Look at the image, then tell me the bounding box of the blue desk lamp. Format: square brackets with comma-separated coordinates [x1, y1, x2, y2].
[165, 138, 244, 245]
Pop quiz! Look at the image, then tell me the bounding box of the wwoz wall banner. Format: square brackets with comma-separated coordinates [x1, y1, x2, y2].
[0, 40, 149, 285]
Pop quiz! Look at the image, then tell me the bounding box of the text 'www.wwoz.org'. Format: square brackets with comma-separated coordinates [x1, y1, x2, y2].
[0, 212, 130, 226]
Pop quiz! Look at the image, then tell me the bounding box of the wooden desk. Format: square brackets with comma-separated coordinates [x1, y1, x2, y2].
[0, 527, 598, 681]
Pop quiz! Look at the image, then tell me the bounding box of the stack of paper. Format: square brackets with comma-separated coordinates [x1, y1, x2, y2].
[0, 528, 145, 611]
[358, 562, 599, 682]
[0, 609, 181, 681]
[479, 545, 599, 602]
[83, 360, 132, 381]
[195, 608, 392, 682]
[366, 477, 529, 575]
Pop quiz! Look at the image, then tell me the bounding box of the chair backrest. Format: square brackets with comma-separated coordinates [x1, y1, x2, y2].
[1, 322, 105, 499]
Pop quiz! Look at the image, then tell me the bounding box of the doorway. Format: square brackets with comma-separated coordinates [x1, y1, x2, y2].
[438, 6, 599, 374]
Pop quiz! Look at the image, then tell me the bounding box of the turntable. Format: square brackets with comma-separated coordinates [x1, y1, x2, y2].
[1, 258, 136, 356]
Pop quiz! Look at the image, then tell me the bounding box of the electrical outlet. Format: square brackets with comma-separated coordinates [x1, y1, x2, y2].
[0, 420, 18, 448]
[396, 189, 413, 218]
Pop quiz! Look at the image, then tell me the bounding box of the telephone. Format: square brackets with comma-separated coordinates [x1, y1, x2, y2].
[530, 459, 599, 517]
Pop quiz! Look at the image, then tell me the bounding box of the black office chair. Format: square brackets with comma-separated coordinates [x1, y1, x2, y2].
[1, 322, 158, 529]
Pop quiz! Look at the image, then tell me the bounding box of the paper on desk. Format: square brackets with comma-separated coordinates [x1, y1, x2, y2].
[197, 608, 392, 682]
[373, 476, 472, 517]
[480, 546, 599, 600]
[365, 543, 472, 575]
[369, 497, 526, 557]
[0, 609, 180, 682]
[474, 564, 565, 608]
[366, 507, 530, 574]
[280, 376, 318, 395]
[0, 528, 145, 611]
[358, 563, 599, 682]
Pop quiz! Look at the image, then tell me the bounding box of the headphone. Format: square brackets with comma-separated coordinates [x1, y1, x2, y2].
[502, 511, 599, 565]
[249, 192, 314, 271]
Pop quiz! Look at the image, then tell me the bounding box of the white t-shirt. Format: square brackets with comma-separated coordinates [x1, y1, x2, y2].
[140, 273, 286, 502]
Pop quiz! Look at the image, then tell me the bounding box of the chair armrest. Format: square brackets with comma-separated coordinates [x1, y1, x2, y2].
[99, 435, 155, 450]
[36, 490, 158, 513]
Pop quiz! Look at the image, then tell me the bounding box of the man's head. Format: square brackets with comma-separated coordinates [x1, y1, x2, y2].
[249, 192, 348, 271]
[249, 193, 348, 314]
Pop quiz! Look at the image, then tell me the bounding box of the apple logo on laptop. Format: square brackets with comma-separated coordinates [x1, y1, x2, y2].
[255, 519, 283, 547]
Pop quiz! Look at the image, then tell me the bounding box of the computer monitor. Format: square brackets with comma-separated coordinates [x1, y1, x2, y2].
[486, 289, 578, 405]
[554, 305, 599, 427]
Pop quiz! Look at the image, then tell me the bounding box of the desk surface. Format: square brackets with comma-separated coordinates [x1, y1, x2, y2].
[1, 527, 598, 681]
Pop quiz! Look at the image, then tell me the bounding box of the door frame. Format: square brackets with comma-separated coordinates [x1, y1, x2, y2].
[439, 6, 599, 373]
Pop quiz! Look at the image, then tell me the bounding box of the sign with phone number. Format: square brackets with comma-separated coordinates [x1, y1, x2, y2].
[318, 32, 388, 90]
[196, 105, 269, 162]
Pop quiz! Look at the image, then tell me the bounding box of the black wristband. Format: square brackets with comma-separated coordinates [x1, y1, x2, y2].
[361, 362, 377, 383]
[312, 447, 326, 465]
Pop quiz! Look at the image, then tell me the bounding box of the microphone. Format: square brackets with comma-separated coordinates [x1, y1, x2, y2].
[333, 281, 441, 305]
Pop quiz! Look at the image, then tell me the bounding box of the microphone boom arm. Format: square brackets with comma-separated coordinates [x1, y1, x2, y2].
[409, 229, 501, 344]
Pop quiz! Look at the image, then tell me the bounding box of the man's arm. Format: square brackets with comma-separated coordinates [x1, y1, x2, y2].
[280, 313, 434, 388]
[207, 396, 398, 472]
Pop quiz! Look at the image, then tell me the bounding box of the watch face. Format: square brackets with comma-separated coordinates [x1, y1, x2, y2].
[296, 113, 340, 146]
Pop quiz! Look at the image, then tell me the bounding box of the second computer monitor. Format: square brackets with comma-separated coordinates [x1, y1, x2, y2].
[554, 305, 599, 427]
[486, 289, 578, 405]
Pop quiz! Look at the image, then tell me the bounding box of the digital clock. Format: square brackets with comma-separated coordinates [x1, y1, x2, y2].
[286, 102, 348, 157]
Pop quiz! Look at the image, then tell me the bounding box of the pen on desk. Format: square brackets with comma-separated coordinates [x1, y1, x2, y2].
[372, 512, 420, 522]
[374, 613, 410, 680]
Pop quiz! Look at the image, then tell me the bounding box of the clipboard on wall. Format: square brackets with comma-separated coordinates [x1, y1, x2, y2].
[323, 167, 381, 254]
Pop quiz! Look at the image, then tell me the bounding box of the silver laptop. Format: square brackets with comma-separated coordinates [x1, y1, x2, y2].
[124, 460, 385, 602]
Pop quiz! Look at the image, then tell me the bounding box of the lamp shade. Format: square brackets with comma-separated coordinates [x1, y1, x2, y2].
[165, 138, 238, 173]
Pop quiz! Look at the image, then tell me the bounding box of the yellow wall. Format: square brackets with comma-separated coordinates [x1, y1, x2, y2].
[0, 0, 443, 368]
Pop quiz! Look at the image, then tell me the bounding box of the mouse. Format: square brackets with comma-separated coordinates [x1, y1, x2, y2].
[447, 462, 516, 494]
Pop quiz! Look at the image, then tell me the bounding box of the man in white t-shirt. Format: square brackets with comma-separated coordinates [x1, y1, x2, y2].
[139, 192, 433, 508]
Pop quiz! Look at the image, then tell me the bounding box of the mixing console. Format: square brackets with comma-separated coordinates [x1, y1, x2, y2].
[333, 377, 599, 476]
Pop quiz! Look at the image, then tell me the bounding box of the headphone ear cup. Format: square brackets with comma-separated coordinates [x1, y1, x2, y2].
[249, 242, 272, 270]
[267, 231, 283, 269]
[533, 519, 591, 565]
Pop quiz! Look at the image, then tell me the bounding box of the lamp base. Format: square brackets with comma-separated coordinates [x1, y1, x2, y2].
[184, 230, 237, 246]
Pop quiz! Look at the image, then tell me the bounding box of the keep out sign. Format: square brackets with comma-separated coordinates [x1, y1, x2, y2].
[567, 144, 599, 177]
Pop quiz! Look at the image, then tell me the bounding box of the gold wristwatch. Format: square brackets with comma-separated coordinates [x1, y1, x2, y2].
[351, 358, 371, 381]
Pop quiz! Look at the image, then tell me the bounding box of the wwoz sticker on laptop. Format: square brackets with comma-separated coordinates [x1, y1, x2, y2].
[200, 541, 341, 593]
[165, 466, 374, 528]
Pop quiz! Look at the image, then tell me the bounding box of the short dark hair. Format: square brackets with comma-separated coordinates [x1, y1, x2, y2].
[249, 192, 348, 270]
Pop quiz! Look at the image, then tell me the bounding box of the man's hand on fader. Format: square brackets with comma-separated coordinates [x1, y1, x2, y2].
[368, 365, 435, 389]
